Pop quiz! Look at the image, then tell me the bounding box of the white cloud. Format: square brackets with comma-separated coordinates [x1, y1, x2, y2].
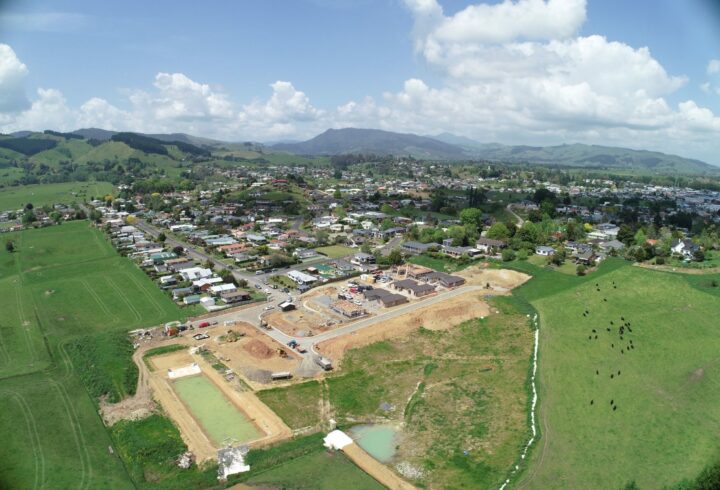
[707, 59, 720, 75]
[0, 44, 30, 112]
[2, 2, 720, 165]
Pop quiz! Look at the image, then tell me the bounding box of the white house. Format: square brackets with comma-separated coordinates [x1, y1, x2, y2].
[287, 270, 317, 285]
[535, 246, 556, 256]
[180, 267, 213, 281]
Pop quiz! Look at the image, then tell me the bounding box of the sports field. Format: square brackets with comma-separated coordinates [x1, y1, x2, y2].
[513, 260, 720, 489]
[0, 221, 190, 489]
[0, 181, 112, 211]
[173, 375, 261, 446]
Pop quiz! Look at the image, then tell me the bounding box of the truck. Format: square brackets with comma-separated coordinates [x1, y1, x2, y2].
[271, 371, 293, 381]
[316, 356, 333, 371]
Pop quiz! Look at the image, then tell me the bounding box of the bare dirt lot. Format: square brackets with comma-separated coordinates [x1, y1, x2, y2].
[457, 266, 531, 290]
[316, 290, 492, 364]
[212, 322, 302, 387]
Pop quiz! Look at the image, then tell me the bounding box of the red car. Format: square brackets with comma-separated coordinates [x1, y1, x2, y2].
[198, 321, 211, 329]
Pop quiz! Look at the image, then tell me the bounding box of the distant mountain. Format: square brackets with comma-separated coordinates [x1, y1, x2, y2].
[72, 128, 222, 147]
[431, 132, 485, 148]
[272, 128, 467, 159]
[469, 142, 717, 174]
[72, 128, 117, 141]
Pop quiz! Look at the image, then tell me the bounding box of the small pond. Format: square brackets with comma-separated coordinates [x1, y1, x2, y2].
[349, 424, 399, 463]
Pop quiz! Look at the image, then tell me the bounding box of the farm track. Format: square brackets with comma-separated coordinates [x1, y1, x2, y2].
[1, 390, 46, 490]
[123, 271, 166, 316]
[104, 276, 142, 323]
[77, 278, 118, 324]
[0, 323, 12, 367]
[49, 377, 93, 490]
[15, 285, 37, 362]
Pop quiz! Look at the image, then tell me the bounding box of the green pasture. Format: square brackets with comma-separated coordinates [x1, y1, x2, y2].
[514, 260, 720, 489]
[0, 221, 192, 489]
[315, 244, 354, 258]
[0, 181, 113, 211]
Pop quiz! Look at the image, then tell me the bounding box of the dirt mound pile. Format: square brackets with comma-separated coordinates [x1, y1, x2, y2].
[243, 339, 274, 359]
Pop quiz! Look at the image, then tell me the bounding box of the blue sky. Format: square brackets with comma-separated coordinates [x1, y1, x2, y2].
[1, 0, 720, 163]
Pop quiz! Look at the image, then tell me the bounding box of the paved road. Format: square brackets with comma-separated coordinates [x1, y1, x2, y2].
[378, 235, 403, 256]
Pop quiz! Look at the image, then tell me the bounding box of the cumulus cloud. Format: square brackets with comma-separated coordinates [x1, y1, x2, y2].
[1, 1, 720, 164]
[0, 44, 30, 112]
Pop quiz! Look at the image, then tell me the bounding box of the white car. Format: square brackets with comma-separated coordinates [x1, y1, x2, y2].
[264, 305, 275, 310]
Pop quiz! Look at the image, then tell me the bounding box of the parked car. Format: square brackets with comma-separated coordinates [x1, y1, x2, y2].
[198, 321, 210, 329]
[193, 333, 209, 340]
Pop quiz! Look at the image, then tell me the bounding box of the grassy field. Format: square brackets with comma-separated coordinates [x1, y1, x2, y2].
[258, 296, 534, 488]
[315, 245, 355, 258]
[0, 181, 113, 211]
[244, 449, 384, 489]
[0, 221, 194, 489]
[257, 380, 323, 429]
[511, 260, 720, 489]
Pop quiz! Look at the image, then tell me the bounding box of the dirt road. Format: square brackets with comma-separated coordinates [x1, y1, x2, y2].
[343, 443, 417, 490]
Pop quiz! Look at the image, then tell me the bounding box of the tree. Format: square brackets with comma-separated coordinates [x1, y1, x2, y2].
[380, 204, 394, 215]
[157, 232, 167, 243]
[334, 206, 347, 220]
[360, 242, 372, 254]
[21, 210, 37, 225]
[634, 229, 647, 247]
[501, 249, 516, 262]
[237, 278, 248, 288]
[172, 246, 184, 256]
[5, 240, 14, 253]
[333, 189, 342, 199]
[203, 260, 214, 271]
[50, 211, 62, 223]
[387, 248, 403, 265]
[693, 248, 706, 262]
[381, 218, 394, 230]
[459, 207, 483, 232]
[486, 222, 510, 240]
[617, 224, 635, 245]
[446, 225, 467, 246]
[218, 269, 236, 285]
[576, 264, 587, 276]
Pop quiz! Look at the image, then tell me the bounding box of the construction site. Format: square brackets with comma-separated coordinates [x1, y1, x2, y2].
[109, 264, 532, 485]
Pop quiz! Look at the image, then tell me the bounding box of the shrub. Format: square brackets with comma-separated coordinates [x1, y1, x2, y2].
[501, 249, 516, 262]
[576, 264, 587, 276]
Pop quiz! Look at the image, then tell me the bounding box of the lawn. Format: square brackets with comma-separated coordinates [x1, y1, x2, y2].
[516, 261, 720, 489]
[316, 245, 355, 258]
[0, 221, 194, 489]
[258, 296, 535, 488]
[0, 181, 113, 211]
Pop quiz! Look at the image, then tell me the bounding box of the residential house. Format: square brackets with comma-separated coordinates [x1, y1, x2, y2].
[475, 238, 506, 253]
[401, 241, 435, 255]
[535, 246, 556, 256]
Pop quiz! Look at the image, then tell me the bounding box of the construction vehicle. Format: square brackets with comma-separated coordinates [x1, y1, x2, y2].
[316, 356, 333, 371]
[287, 340, 299, 349]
